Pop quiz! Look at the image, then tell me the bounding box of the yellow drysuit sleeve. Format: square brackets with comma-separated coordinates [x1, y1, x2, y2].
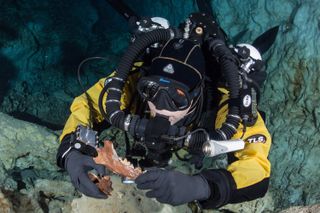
[200, 89, 272, 208]
[59, 63, 143, 142]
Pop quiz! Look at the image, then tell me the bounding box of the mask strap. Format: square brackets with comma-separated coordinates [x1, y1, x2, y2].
[185, 85, 202, 116]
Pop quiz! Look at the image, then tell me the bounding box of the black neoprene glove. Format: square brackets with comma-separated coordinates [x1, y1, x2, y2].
[64, 150, 107, 199]
[187, 131, 208, 169]
[135, 169, 211, 206]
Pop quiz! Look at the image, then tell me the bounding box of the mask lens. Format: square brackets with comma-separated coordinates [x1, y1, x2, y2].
[171, 88, 189, 109]
[138, 77, 192, 110]
[176, 89, 186, 97]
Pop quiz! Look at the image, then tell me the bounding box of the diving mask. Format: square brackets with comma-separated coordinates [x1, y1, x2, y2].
[137, 76, 199, 111]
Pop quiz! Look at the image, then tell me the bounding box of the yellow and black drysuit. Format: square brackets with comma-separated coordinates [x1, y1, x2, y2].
[57, 64, 272, 208]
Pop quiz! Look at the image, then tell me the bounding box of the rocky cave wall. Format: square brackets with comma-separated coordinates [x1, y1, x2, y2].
[0, 0, 319, 212]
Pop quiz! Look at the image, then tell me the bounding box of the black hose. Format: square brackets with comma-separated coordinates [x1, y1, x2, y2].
[208, 39, 241, 140]
[209, 39, 240, 99]
[102, 29, 174, 131]
[77, 57, 109, 128]
[100, 32, 241, 141]
[98, 82, 111, 123]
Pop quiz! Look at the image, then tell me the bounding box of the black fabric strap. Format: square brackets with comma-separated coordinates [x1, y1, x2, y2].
[105, 0, 139, 21]
[259, 110, 266, 122]
[198, 109, 218, 131]
[227, 152, 239, 165]
[230, 178, 269, 203]
[56, 134, 74, 169]
[199, 168, 270, 209]
[198, 169, 235, 209]
[228, 98, 241, 107]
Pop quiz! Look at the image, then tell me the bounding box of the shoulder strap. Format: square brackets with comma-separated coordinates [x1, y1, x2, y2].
[198, 109, 218, 130]
[197, 78, 222, 130]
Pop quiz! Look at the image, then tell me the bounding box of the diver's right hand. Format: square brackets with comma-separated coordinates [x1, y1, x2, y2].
[64, 150, 108, 199]
[186, 131, 207, 169]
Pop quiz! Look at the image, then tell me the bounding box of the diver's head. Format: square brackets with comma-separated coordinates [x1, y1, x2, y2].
[137, 38, 206, 125]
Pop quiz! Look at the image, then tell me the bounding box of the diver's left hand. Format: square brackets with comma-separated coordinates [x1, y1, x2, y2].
[135, 169, 210, 206]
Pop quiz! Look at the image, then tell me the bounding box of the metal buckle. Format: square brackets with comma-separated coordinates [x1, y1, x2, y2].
[73, 125, 99, 157]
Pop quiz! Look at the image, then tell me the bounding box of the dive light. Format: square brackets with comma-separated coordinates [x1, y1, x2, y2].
[202, 139, 245, 157]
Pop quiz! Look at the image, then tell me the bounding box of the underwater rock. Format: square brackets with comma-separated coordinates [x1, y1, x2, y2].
[0, 113, 60, 188]
[0, 112, 192, 212]
[71, 176, 191, 213]
[0, 112, 312, 213]
[207, 0, 320, 210]
[259, 2, 320, 210]
[0, 190, 13, 213]
[280, 204, 320, 213]
[0, 112, 75, 212]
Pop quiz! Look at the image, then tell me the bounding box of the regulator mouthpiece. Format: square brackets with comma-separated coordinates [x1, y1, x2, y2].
[202, 139, 245, 157]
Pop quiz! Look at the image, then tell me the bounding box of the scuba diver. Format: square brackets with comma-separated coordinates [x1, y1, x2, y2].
[56, 0, 279, 210]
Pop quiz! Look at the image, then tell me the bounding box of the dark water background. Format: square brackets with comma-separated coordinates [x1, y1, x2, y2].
[0, 1, 202, 130]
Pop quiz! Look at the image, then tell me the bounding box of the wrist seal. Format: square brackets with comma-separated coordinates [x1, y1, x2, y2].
[71, 125, 99, 157]
[56, 125, 99, 169]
